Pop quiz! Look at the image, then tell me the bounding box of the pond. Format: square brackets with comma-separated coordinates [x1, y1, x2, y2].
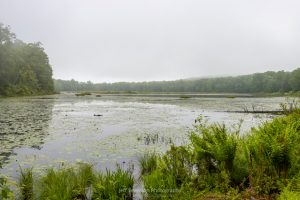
[0, 93, 286, 180]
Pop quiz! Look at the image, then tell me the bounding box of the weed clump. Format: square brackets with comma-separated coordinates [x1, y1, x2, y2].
[75, 92, 92, 96]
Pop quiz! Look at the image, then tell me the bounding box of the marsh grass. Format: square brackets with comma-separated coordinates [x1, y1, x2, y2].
[0, 176, 15, 200]
[16, 163, 133, 200]
[141, 133, 173, 145]
[141, 110, 300, 199]
[93, 167, 134, 200]
[139, 152, 158, 176]
[19, 168, 33, 200]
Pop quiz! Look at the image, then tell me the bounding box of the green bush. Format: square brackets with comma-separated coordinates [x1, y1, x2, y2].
[141, 111, 300, 199]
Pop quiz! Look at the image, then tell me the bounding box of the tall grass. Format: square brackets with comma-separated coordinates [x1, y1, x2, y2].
[139, 152, 158, 176]
[93, 167, 134, 199]
[16, 163, 133, 200]
[0, 176, 15, 200]
[19, 168, 33, 200]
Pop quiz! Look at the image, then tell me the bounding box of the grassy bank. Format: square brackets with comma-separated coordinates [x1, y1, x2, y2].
[1, 164, 134, 200]
[140, 106, 300, 199]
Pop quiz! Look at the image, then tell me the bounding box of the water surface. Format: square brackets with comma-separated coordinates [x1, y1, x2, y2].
[0, 93, 285, 179]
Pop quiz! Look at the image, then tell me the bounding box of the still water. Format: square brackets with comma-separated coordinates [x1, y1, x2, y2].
[0, 93, 285, 179]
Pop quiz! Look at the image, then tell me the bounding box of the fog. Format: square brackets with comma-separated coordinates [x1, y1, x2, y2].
[1, 0, 300, 82]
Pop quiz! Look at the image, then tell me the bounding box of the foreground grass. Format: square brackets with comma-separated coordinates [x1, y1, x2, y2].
[1, 163, 133, 200]
[140, 106, 300, 199]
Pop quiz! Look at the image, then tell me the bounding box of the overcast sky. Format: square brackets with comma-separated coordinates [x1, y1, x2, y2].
[1, 0, 300, 82]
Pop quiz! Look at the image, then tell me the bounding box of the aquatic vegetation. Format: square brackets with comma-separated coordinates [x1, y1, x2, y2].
[0, 98, 53, 166]
[142, 133, 173, 145]
[141, 111, 300, 199]
[179, 95, 191, 99]
[280, 98, 300, 114]
[75, 92, 92, 96]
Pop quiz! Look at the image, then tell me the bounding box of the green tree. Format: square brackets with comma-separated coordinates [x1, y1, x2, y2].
[0, 23, 54, 96]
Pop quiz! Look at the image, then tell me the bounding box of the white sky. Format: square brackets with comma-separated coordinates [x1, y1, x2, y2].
[1, 0, 300, 82]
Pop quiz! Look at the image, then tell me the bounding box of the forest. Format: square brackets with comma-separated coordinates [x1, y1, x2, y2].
[54, 68, 300, 94]
[0, 24, 54, 96]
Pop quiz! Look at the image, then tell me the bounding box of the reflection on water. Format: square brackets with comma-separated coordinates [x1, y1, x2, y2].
[0, 97, 54, 166]
[0, 93, 288, 177]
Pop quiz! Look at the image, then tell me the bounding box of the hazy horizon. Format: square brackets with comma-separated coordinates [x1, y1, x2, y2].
[54, 67, 298, 84]
[1, 0, 300, 82]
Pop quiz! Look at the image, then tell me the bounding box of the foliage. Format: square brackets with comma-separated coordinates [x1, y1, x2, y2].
[141, 146, 195, 199]
[143, 169, 178, 200]
[141, 110, 300, 199]
[0, 176, 15, 200]
[0, 23, 54, 96]
[54, 69, 300, 93]
[38, 163, 95, 200]
[93, 166, 134, 200]
[6, 163, 133, 199]
[19, 168, 33, 200]
[139, 152, 158, 176]
[246, 113, 300, 194]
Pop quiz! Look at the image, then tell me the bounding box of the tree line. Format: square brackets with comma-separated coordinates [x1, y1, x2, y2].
[55, 68, 300, 93]
[0, 24, 54, 96]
